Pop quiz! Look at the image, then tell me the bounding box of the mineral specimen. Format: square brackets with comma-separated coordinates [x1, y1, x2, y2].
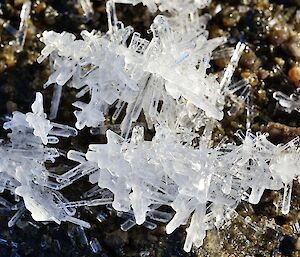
[1, 0, 300, 255]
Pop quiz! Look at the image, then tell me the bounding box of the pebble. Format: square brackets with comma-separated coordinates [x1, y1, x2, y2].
[240, 51, 260, 71]
[13, 0, 26, 7]
[285, 34, 300, 58]
[257, 69, 269, 80]
[288, 65, 300, 88]
[257, 89, 267, 102]
[6, 101, 17, 114]
[269, 26, 289, 46]
[34, 2, 47, 15]
[222, 6, 241, 27]
[274, 57, 285, 67]
[296, 237, 300, 250]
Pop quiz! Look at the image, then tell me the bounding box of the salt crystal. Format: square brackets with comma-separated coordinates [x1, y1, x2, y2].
[220, 42, 246, 91]
[121, 219, 136, 231]
[15, 1, 31, 51]
[49, 84, 63, 120]
[89, 238, 102, 253]
[26, 92, 53, 145]
[79, 0, 94, 20]
[8, 206, 26, 227]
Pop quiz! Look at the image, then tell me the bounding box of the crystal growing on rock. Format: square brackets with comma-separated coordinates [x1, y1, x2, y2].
[2, 0, 300, 254]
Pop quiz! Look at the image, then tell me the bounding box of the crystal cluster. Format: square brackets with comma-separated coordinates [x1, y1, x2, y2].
[1, 0, 300, 253]
[66, 126, 300, 252]
[37, 0, 235, 135]
[0, 93, 88, 227]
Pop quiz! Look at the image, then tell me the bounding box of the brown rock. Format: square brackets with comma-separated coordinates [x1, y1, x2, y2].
[288, 65, 300, 88]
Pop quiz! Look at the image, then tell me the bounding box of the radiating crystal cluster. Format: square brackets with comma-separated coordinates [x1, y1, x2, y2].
[0, 93, 90, 227]
[37, 0, 235, 135]
[67, 126, 300, 252]
[2, 0, 300, 253]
